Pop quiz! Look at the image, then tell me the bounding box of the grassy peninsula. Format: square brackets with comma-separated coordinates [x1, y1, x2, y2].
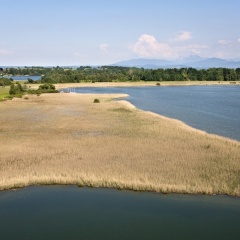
[0, 92, 239, 196]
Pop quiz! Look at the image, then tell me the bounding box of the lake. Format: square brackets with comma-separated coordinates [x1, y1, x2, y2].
[4, 75, 41, 81]
[0, 186, 239, 240]
[67, 85, 240, 141]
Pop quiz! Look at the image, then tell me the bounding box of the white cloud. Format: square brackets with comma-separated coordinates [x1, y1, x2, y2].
[189, 44, 209, 54]
[99, 43, 109, 53]
[218, 40, 231, 45]
[174, 44, 208, 56]
[130, 34, 177, 59]
[129, 34, 209, 59]
[237, 39, 240, 44]
[174, 31, 192, 41]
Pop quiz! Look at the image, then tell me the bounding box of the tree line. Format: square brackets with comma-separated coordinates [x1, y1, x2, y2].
[1, 66, 240, 84]
[3, 67, 53, 76]
[39, 66, 240, 83]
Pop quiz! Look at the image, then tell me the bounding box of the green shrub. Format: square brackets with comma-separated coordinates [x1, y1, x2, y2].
[15, 94, 23, 98]
[9, 82, 25, 95]
[38, 83, 56, 90]
[93, 98, 100, 103]
[5, 95, 13, 100]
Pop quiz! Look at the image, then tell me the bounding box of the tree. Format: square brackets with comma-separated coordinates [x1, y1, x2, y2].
[17, 82, 23, 92]
[0, 67, 3, 78]
[9, 82, 24, 95]
[9, 83, 17, 95]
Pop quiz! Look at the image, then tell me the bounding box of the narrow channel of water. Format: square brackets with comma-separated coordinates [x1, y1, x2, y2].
[0, 186, 239, 240]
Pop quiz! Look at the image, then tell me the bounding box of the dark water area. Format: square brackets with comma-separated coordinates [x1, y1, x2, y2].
[4, 75, 41, 81]
[0, 186, 239, 240]
[67, 85, 240, 141]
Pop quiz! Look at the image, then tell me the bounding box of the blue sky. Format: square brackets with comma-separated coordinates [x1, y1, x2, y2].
[1, 0, 240, 66]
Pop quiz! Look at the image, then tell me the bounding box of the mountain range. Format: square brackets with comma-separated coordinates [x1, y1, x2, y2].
[112, 56, 240, 69]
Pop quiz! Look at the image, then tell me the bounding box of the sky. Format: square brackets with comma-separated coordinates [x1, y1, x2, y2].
[1, 0, 240, 66]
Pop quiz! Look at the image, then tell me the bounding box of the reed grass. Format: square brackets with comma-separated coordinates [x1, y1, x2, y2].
[26, 80, 240, 90]
[0, 93, 239, 196]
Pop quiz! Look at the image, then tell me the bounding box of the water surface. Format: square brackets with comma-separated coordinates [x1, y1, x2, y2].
[5, 75, 41, 81]
[0, 186, 239, 240]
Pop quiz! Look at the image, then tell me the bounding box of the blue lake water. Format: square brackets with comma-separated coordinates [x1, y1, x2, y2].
[67, 85, 240, 141]
[0, 186, 239, 240]
[5, 75, 41, 81]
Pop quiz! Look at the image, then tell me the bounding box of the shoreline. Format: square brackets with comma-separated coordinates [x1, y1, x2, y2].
[0, 93, 239, 196]
[1, 184, 240, 199]
[26, 80, 240, 90]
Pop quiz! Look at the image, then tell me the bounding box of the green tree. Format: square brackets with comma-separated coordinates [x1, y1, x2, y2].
[17, 82, 23, 92]
[9, 83, 17, 95]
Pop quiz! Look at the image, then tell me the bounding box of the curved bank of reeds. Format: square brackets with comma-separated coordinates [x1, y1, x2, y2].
[0, 93, 239, 196]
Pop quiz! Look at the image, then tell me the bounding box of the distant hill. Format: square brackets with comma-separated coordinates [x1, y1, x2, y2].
[112, 56, 240, 69]
[111, 59, 172, 68]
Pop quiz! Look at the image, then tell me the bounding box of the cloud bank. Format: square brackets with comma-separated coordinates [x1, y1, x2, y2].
[130, 33, 207, 59]
[130, 34, 177, 59]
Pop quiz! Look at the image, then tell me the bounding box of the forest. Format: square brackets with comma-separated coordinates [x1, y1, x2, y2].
[1, 66, 240, 84]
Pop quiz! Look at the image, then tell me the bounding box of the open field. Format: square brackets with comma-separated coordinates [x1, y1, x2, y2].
[0, 93, 240, 195]
[26, 80, 240, 90]
[0, 87, 10, 100]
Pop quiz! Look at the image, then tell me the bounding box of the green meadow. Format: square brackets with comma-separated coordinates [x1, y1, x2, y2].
[0, 87, 10, 100]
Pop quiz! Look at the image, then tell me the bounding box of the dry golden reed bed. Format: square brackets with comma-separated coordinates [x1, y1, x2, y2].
[26, 80, 240, 90]
[0, 93, 240, 195]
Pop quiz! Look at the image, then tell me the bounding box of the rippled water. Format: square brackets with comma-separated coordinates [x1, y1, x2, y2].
[68, 85, 240, 141]
[0, 186, 239, 240]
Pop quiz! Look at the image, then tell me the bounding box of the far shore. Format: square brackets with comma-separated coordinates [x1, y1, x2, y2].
[25, 80, 240, 90]
[0, 92, 239, 196]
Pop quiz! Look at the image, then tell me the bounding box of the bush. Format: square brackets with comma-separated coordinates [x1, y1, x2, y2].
[27, 78, 34, 83]
[15, 94, 23, 98]
[27, 85, 59, 95]
[156, 82, 161, 86]
[4, 96, 13, 100]
[38, 83, 56, 90]
[0, 77, 13, 86]
[9, 83, 17, 95]
[93, 98, 100, 103]
[9, 82, 25, 95]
